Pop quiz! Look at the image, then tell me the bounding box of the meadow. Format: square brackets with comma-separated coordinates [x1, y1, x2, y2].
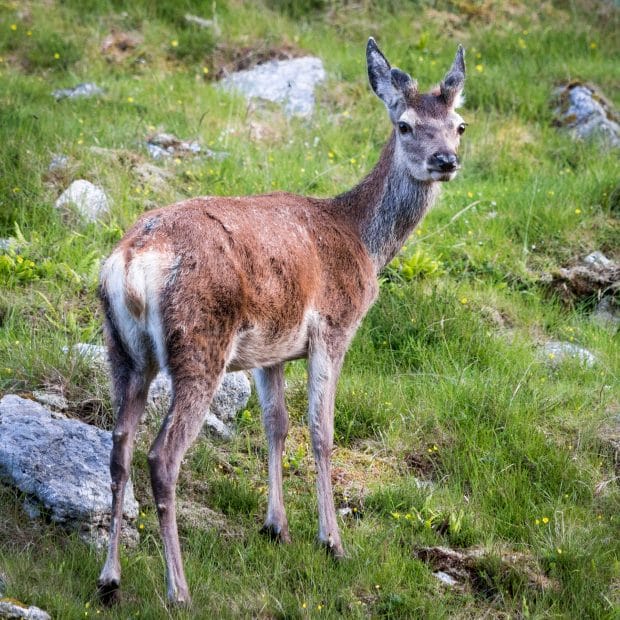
[0, 0, 618, 617]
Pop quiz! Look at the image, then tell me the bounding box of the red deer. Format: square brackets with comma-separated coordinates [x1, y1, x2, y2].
[97, 38, 466, 605]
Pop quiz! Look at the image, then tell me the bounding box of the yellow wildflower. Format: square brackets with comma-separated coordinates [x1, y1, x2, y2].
[171, 39, 178, 48]
[475, 64, 483, 73]
[542, 516, 549, 524]
[54, 52, 60, 59]
[10, 23, 17, 31]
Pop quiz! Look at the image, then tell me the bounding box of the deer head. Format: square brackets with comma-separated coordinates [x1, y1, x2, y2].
[367, 37, 466, 182]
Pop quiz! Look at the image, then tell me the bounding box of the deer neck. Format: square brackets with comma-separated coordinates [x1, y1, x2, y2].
[334, 131, 439, 271]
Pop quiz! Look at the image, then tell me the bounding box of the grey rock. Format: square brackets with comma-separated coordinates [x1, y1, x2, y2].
[433, 571, 459, 587]
[0, 395, 138, 547]
[592, 296, 620, 329]
[0, 599, 51, 620]
[147, 370, 251, 439]
[0, 239, 15, 252]
[553, 82, 620, 148]
[583, 251, 614, 268]
[184, 13, 220, 34]
[47, 154, 69, 174]
[541, 341, 596, 368]
[68, 345, 251, 438]
[145, 133, 228, 161]
[52, 82, 104, 101]
[219, 56, 326, 117]
[32, 390, 68, 411]
[55, 180, 110, 222]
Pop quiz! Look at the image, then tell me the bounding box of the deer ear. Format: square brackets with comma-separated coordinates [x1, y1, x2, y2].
[367, 38, 416, 122]
[441, 44, 466, 109]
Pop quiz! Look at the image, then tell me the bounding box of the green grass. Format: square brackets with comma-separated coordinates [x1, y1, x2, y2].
[1, 0, 619, 617]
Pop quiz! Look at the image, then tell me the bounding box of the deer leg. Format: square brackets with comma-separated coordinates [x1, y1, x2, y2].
[254, 364, 291, 543]
[98, 335, 155, 603]
[307, 329, 346, 558]
[148, 363, 225, 605]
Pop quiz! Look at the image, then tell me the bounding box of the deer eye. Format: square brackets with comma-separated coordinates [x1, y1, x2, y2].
[398, 121, 412, 135]
[457, 122, 468, 135]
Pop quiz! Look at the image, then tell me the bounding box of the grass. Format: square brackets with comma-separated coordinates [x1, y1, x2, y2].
[1, 0, 619, 617]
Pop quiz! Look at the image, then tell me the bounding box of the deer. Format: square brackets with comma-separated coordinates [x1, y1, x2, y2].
[96, 38, 466, 605]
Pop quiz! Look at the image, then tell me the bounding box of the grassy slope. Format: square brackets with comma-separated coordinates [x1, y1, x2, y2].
[0, 0, 619, 617]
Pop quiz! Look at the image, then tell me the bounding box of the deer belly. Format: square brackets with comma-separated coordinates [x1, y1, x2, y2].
[226, 316, 313, 370]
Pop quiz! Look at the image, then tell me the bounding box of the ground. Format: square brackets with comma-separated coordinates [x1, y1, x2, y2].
[0, 0, 619, 617]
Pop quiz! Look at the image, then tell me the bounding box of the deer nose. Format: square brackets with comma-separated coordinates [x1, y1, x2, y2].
[430, 152, 459, 172]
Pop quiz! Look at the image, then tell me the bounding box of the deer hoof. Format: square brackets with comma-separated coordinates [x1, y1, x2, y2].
[318, 538, 347, 560]
[97, 579, 121, 606]
[260, 523, 291, 544]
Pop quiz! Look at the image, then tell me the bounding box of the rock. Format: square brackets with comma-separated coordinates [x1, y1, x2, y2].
[433, 570, 459, 587]
[52, 82, 104, 101]
[219, 56, 326, 117]
[0, 395, 138, 548]
[176, 499, 242, 538]
[145, 133, 228, 161]
[552, 81, 620, 148]
[68, 345, 252, 438]
[55, 180, 110, 222]
[47, 154, 69, 174]
[0, 599, 50, 620]
[184, 13, 220, 34]
[32, 390, 68, 411]
[541, 341, 596, 368]
[0, 239, 15, 252]
[592, 296, 620, 329]
[0, 573, 5, 597]
[545, 251, 620, 302]
[147, 370, 251, 439]
[133, 162, 173, 191]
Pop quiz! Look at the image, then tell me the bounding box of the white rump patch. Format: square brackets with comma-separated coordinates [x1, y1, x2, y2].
[101, 248, 174, 370]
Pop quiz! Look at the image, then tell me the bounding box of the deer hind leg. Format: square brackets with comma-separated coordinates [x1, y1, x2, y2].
[98, 322, 156, 604]
[254, 364, 291, 543]
[148, 351, 227, 605]
[307, 326, 347, 558]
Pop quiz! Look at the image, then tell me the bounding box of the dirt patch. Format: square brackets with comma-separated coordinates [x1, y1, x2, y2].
[544, 252, 620, 303]
[415, 545, 558, 596]
[212, 43, 305, 79]
[101, 30, 143, 63]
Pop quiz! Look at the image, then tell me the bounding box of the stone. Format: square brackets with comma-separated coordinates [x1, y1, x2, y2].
[433, 571, 459, 587]
[147, 370, 251, 439]
[541, 341, 596, 368]
[0, 239, 15, 252]
[184, 13, 220, 34]
[592, 296, 620, 329]
[32, 390, 68, 411]
[47, 154, 69, 174]
[68, 345, 252, 438]
[145, 133, 228, 161]
[219, 56, 326, 117]
[552, 81, 620, 148]
[55, 180, 110, 222]
[0, 395, 138, 548]
[52, 82, 104, 101]
[0, 599, 50, 620]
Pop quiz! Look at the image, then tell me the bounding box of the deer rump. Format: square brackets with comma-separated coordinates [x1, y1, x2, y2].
[100, 193, 377, 375]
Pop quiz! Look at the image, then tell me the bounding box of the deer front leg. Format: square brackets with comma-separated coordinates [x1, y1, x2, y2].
[254, 364, 291, 542]
[307, 329, 346, 558]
